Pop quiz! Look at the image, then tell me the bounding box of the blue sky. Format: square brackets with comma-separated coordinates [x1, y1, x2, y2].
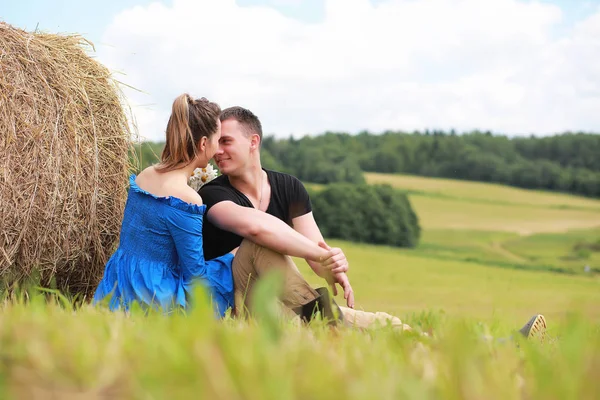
[3, 0, 600, 140]
[3, 0, 163, 46]
[4, 0, 597, 41]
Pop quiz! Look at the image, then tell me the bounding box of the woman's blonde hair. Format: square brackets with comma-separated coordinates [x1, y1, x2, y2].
[156, 94, 221, 172]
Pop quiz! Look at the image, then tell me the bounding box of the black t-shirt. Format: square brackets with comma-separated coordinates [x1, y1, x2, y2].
[199, 169, 312, 260]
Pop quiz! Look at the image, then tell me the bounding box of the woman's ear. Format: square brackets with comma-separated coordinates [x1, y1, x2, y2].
[198, 136, 208, 152]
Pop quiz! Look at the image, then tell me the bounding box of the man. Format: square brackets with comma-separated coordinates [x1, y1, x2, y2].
[199, 106, 358, 324]
[199, 106, 547, 336]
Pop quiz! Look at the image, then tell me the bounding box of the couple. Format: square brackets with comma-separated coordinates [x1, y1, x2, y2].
[93, 93, 547, 337]
[93, 93, 398, 329]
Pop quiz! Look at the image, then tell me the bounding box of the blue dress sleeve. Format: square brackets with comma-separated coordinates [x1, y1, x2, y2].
[164, 205, 235, 315]
[164, 208, 207, 281]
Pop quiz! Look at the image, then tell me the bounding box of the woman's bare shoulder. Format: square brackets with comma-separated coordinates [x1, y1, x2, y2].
[135, 166, 158, 185]
[135, 167, 202, 206]
[175, 186, 204, 206]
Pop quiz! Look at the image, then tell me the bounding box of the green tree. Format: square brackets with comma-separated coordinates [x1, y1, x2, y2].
[311, 184, 421, 248]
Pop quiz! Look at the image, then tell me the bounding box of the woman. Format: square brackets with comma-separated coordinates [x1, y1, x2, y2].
[93, 93, 335, 317]
[93, 94, 232, 315]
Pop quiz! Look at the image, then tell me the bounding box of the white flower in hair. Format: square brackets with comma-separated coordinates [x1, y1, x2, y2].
[188, 163, 219, 191]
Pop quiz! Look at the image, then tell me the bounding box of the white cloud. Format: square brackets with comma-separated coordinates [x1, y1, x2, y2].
[98, 0, 600, 141]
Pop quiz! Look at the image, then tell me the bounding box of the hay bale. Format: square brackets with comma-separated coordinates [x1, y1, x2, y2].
[0, 22, 133, 296]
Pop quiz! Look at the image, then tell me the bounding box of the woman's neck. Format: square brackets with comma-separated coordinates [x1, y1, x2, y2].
[156, 157, 206, 186]
[180, 160, 199, 179]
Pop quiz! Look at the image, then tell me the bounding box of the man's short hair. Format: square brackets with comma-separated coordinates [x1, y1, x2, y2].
[220, 106, 263, 141]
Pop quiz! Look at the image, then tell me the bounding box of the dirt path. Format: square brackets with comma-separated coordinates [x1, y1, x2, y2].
[489, 241, 529, 263]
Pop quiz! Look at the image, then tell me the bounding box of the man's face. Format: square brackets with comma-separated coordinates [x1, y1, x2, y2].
[213, 119, 251, 175]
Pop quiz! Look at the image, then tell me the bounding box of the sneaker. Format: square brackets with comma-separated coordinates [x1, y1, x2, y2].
[315, 287, 345, 325]
[518, 314, 547, 340]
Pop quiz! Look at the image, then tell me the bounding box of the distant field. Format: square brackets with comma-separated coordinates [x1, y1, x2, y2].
[365, 172, 600, 234]
[340, 172, 600, 276]
[406, 196, 600, 234]
[306, 173, 600, 274]
[365, 172, 600, 211]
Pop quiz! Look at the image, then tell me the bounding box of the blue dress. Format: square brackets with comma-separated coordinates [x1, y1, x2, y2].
[93, 175, 234, 317]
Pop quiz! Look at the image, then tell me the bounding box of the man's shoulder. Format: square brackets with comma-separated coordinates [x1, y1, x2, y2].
[198, 175, 243, 209]
[199, 174, 231, 193]
[266, 169, 303, 187]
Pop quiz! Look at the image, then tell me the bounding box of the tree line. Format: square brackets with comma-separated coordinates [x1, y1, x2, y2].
[261, 130, 600, 198]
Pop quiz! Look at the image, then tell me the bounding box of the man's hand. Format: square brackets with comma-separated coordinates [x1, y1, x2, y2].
[329, 272, 354, 308]
[291, 213, 354, 307]
[318, 241, 349, 274]
[316, 241, 354, 307]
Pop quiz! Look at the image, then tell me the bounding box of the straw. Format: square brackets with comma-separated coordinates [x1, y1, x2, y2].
[0, 22, 134, 297]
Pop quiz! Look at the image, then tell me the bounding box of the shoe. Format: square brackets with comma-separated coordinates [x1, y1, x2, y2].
[518, 314, 547, 341]
[315, 287, 345, 325]
[296, 287, 344, 326]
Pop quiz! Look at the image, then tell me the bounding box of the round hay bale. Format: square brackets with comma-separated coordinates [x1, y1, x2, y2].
[0, 22, 133, 297]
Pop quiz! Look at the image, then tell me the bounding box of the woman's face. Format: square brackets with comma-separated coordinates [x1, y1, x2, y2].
[198, 118, 221, 167]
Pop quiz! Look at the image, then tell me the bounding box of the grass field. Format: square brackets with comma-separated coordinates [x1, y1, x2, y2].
[364, 173, 600, 212]
[296, 238, 600, 328]
[2, 173, 600, 399]
[362, 173, 600, 275]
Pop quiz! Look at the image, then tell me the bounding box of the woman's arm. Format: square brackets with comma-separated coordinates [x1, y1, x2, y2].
[165, 209, 208, 278]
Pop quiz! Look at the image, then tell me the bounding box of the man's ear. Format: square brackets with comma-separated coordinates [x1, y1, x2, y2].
[250, 134, 261, 150]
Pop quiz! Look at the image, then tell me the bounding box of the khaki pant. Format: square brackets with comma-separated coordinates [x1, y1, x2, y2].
[232, 239, 319, 316]
[232, 239, 412, 331]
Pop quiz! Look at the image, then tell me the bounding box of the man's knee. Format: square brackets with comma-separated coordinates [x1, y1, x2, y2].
[237, 239, 297, 271]
[237, 238, 259, 257]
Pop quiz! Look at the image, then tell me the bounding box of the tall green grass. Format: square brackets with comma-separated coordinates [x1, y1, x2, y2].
[0, 287, 598, 399]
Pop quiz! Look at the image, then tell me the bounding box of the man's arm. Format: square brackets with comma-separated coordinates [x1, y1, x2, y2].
[291, 212, 348, 275]
[206, 200, 331, 263]
[292, 212, 354, 308]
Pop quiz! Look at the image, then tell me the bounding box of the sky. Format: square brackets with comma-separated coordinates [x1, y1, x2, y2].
[3, 0, 600, 141]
